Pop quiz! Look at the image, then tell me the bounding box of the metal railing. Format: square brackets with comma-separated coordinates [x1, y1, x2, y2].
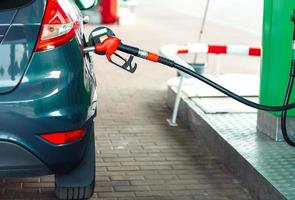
[160, 43, 261, 126]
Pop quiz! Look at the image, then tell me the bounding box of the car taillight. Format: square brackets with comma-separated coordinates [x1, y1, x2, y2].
[40, 129, 85, 145]
[35, 0, 80, 51]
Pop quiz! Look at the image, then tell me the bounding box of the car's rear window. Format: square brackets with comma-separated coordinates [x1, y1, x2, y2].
[0, 0, 33, 10]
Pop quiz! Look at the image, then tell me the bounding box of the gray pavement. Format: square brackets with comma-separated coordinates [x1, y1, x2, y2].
[0, 0, 260, 199]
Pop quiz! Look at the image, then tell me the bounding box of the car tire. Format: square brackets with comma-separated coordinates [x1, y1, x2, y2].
[55, 181, 95, 200]
[55, 124, 95, 200]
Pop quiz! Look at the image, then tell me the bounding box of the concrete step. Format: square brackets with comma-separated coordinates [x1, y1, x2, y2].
[167, 77, 295, 200]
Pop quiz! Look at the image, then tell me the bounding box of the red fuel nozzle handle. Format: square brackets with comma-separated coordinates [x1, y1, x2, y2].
[95, 36, 121, 61]
[91, 35, 161, 63]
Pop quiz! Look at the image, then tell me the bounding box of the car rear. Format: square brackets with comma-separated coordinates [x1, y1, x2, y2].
[0, 0, 96, 181]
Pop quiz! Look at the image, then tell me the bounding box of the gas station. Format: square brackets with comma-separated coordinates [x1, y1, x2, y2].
[0, 0, 295, 199]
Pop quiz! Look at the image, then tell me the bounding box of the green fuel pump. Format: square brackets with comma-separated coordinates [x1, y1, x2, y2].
[258, 1, 295, 142]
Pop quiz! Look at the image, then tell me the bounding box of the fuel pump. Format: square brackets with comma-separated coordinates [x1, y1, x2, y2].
[84, 10, 295, 147]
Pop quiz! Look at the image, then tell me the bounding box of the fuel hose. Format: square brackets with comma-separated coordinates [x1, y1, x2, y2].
[86, 13, 295, 146]
[118, 42, 295, 147]
[118, 43, 295, 112]
[281, 13, 295, 147]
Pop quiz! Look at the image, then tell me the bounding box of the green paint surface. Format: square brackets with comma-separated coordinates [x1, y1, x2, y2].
[260, 0, 295, 116]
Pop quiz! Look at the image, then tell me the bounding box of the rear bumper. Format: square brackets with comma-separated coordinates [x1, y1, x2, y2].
[0, 39, 97, 176]
[0, 141, 51, 177]
[0, 119, 95, 177]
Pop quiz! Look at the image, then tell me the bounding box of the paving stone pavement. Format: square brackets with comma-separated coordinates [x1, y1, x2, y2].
[0, 0, 259, 199]
[0, 60, 254, 200]
[0, 34, 253, 200]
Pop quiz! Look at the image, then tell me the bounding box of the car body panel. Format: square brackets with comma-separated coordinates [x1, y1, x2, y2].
[0, 38, 97, 174]
[0, 141, 51, 177]
[0, 0, 46, 93]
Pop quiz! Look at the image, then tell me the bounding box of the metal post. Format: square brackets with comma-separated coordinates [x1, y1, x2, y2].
[167, 0, 210, 126]
[167, 74, 184, 127]
[167, 0, 211, 127]
[193, 0, 210, 63]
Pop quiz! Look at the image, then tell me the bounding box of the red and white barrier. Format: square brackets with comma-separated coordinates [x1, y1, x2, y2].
[160, 43, 261, 127]
[160, 43, 261, 57]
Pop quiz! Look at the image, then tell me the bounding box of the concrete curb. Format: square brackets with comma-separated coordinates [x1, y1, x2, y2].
[167, 85, 286, 200]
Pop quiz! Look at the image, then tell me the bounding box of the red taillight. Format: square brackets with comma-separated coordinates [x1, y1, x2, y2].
[35, 0, 80, 51]
[40, 129, 85, 145]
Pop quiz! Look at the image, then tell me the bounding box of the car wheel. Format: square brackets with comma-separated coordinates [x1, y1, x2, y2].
[55, 180, 95, 200]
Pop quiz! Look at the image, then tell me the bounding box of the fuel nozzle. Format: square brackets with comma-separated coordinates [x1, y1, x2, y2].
[84, 26, 137, 73]
[84, 26, 168, 74]
[87, 26, 116, 51]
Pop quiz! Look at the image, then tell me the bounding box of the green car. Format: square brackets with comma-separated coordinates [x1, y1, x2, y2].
[0, 0, 97, 199]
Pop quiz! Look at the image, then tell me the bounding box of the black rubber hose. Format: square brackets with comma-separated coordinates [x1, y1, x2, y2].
[281, 10, 295, 146]
[118, 44, 295, 111]
[281, 73, 295, 146]
[161, 58, 295, 111]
